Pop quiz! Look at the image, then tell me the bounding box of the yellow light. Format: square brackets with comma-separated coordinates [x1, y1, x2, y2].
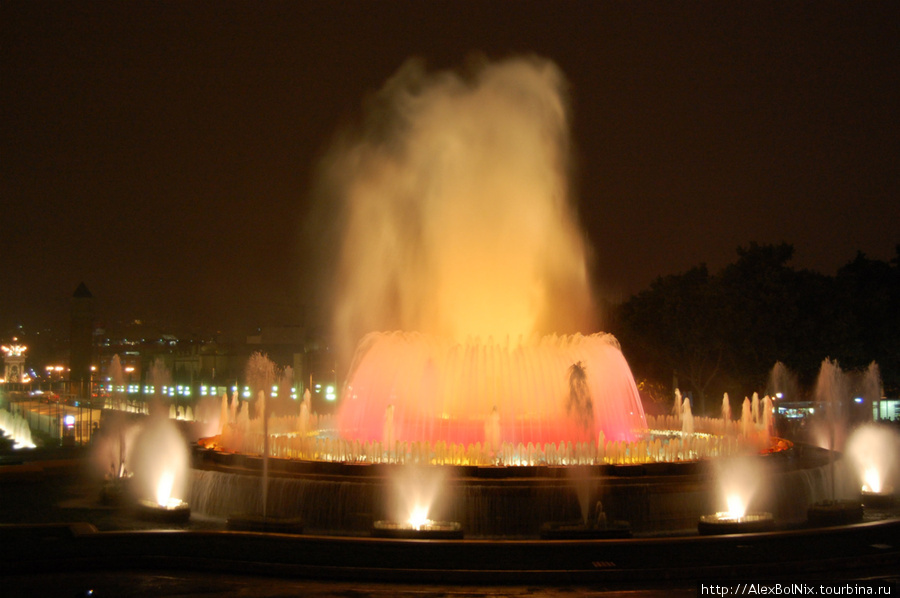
[155, 471, 178, 508]
[725, 494, 746, 518]
[407, 505, 431, 530]
[862, 467, 882, 494]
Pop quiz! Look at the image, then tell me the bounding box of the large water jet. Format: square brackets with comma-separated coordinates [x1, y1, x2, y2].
[323, 56, 646, 448]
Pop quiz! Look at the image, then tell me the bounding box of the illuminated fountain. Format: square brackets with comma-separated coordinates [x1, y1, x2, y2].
[129, 415, 191, 522]
[321, 55, 647, 464]
[846, 423, 898, 508]
[372, 466, 463, 539]
[845, 365, 895, 507]
[0, 408, 36, 449]
[699, 456, 774, 535]
[192, 57, 842, 537]
[93, 411, 137, 505]
[339, 331, 646, 451]
[807, 359, 870, 526]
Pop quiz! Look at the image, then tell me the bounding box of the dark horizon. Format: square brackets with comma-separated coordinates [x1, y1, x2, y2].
[3, 1, 898, 337]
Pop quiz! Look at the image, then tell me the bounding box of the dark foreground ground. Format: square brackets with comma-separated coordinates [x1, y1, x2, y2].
[2, 571, 701, 598]
[1, 447, 898, 597]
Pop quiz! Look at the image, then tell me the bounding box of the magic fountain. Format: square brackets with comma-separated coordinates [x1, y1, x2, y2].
[92, 406, 192, 522]
[3, 57, 897, 591]
[187, 57, 843, 538]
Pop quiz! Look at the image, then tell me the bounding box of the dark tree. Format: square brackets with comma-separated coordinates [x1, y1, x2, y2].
[619, 264, 729, 412]
[616, 242, 900, 411]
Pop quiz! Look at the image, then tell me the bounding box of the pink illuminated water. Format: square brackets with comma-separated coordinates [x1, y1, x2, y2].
[337, 331, 646, 446]
[321, 58, 649, 452]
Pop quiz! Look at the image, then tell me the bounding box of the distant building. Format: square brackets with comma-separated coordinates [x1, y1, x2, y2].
[1, 341, 27, 385]
[69, 282, 95, 387]
[247, 325, 337, 410]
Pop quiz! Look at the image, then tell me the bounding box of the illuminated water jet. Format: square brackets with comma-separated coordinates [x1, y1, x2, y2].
[318, 57, 649, 451]
[700, 456, 774, 535]
[338, 332, 646, 449]
[846, 423, 899, 508]
[0, 408, 36, 449]
[129, 416, 191, 523]
[192, 57, 838, 539]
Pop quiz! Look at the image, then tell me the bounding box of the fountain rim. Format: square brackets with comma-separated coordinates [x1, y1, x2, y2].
[192, 435, 809, 483]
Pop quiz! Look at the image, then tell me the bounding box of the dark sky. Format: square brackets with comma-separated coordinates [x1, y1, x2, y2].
[2, 1, 898, 338]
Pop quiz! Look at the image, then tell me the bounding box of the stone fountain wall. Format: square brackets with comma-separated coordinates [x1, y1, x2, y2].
[189, 445, 851, 537]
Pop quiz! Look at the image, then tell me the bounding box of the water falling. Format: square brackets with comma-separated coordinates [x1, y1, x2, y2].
[682, 398, 694, 436]
[815, 359, 849, 451]
[318, 57, 645, 447]
[768, 361, 799, 402]
[721, 394, 732, 435]
[147, 358, 172, 417]
[107, 355, 126, 410]
[741, 398, 753, 439]
[129, 415, 190, 506]
[339, 332, 645, 446]
[326, 57, 594, 358]
[845, 423, 898, 495]
[0, 408, 36, 449]
[245, 352, 276, 518]
[857, 362, 883, 408]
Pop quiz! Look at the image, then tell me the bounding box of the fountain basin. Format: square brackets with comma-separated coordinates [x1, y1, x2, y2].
[226, 514, 304, 534]
[807, 500, 864, 527]
[861, 488, 896, 509]
[372, 520, 463, 539]
[540, 520, 631, 539]
[190, 441, 841, 537]
[133, 498, 191, 524]
[698, 512, 775, 535]
[99, 478, 132, 506]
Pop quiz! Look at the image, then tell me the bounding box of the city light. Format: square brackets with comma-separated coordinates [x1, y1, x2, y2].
[1, 343, 27, 357]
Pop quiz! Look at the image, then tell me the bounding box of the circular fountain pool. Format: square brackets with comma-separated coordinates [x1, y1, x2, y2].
[189, 438, 837, 537]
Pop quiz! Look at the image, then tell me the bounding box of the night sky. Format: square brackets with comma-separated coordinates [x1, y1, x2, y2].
[2, 1, 898, 338]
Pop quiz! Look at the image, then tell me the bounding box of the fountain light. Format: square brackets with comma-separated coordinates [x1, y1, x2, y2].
[860, 466, 895, 508]
[862, 467, 882, 494]
[859, 467, 895, 507]
[371, 465, 463, 538]
[128, 417, 192, 523]
[700, 457, 774, 535]
[155, 471, 178, 508]
[407, 504, 431, 530]
[846, 424, 898, 509]
[372, 517, 463, 540]
[135, 468, 190, 522]
[698, 510, 775, 535]
[725, 494, 747, 519]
